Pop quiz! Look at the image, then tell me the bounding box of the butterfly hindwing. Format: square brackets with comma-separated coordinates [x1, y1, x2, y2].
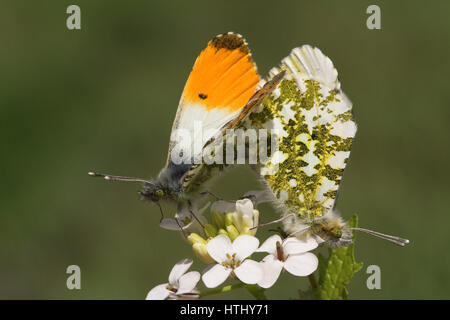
[246, 45, 356, 221]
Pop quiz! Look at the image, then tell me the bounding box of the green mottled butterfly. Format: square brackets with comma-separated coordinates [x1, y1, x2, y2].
[246, 45, 409, 247]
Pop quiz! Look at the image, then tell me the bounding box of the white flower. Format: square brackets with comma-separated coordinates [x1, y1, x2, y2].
[202, 234, 262, 288]
[146, 258, 200, 300]
[210, 189, 269, 214]
[256, 235, 319, 288]
[211, 198, 259, 236]
[230, 199, 259, 235]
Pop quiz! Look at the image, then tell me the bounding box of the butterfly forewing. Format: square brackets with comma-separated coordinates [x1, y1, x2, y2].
[180, 72, 285, 193]
[166, 32, 259, 168]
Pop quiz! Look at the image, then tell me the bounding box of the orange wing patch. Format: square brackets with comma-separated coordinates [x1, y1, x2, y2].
[182, 33, 259, 112]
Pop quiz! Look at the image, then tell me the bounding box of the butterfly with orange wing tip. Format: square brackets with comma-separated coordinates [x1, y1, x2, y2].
[89, 32, 284, 219]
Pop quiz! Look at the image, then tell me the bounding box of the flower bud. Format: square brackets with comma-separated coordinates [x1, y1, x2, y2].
[211, 210, 225, 229]
[231, 199, 259, 235]
[217, 228, 228, 236]
[225, 212, 234, 227]
[187, 232, 207, 245]
[192, 242, 215, 264]
[226, 225, 240, 241]
[204, 223, 217, 238]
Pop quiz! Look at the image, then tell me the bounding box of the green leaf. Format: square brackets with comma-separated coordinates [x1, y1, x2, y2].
[313, 215, 363, 300]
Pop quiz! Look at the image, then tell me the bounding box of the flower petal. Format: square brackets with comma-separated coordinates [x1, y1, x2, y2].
[202, 264, 231, 288]
[232, 235, 259, 260]
[206, 234, 232, 263]
[256, 234, 282, 255]
[145, 283, 170, 300]
[172, 205, 208, 235]
[233, 199, 259, 232]
[283, 236, 318, 255]
[234, 260, 263, 284]
[257, 255, 284, 288]
[159, 218, 183, 231]
[168, 258, 193, 286]
[177, 271, 201, 295]
[159, 205, 202, 232]
[235, 199, 254, 217]
[284, 252, 318, 277]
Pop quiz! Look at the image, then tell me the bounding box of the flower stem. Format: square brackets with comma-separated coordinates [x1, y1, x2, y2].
[308, 273, 318, 289]
[245, 284, 268, 300]
[199, 282, 245, 298]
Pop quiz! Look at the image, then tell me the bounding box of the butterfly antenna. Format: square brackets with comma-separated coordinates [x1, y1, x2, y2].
[351, 227, 410, 247]
[88, 172, 152, 184]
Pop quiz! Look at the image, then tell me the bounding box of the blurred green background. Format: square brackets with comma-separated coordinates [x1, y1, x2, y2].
[1, 0, 449, 299]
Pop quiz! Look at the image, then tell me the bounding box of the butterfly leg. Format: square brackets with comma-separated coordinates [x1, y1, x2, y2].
[155, 202, 165, 223]
[286, 225, 311, 238]
[200, 190, 224, 201]
[187, 200, 205, 229]
[175, 217, 188, 239]
[250, 213, 295, 230]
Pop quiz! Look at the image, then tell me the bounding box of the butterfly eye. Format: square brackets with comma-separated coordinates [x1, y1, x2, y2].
[155, 189, 164, 198]
[333, 229, 343, 238]
[198, 93, 207, 99]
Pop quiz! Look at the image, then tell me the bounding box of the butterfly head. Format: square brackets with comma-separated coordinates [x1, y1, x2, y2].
[140, 181, 171, 203]
[88, 172, 174, 203]
[309, 212, 353, 247]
